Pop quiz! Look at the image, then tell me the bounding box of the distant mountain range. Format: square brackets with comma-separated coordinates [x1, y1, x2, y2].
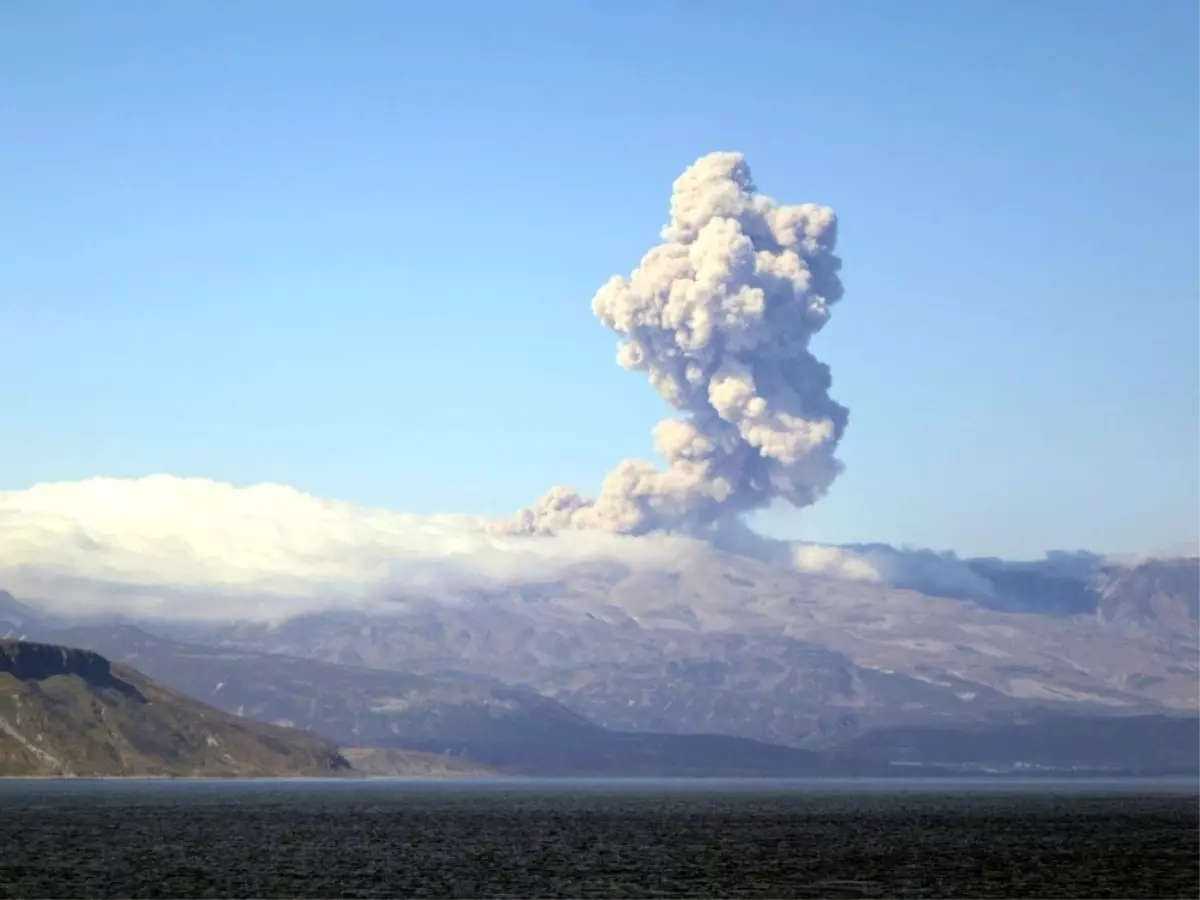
[0, 591, 41, 633]
[6, 621, 859, 776]
[2, 548, 1196, 777]
[832, 714, 1199, 775]
[133, 552, 1199, 745]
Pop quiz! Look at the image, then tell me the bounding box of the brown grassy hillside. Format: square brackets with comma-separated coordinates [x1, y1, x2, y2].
[0, 639, 350, 777]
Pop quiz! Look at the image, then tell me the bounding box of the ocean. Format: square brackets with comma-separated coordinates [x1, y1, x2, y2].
[0, 777, 1195, 898]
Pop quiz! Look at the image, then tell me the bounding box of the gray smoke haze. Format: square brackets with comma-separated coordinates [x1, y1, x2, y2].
[497, 151, 847, 536]
[710, 520, 998, 600]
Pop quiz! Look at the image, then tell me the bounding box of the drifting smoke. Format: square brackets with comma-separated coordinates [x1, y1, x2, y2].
[497, 151, 847, 536]
[1106, 543, 1200, 566]
[711, 520, 997, 600]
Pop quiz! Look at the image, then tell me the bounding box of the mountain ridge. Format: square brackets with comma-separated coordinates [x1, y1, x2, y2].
[142, 551, 1195, 749]
[0, 638, 351, 777]
[1, 550, 1194, 775]
[16, 623, 853, 776]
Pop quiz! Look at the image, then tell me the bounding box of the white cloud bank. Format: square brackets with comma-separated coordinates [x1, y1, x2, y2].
[1, 475, 1184, 623]
[0, 475, 699, 621]
[0, 475, 974, 622]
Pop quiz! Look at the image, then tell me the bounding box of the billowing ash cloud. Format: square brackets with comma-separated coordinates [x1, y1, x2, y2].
[496, 151, 847, 536]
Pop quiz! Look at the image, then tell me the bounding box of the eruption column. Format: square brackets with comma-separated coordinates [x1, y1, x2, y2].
[498, 152, 848, 536]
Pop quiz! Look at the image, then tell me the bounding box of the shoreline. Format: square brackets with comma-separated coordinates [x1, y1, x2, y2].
[3, 773, 1197, 785]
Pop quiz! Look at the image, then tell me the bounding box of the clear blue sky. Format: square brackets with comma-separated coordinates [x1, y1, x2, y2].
[2, 0, 1196, 559]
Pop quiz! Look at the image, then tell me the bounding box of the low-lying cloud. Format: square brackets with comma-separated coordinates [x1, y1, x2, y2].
[0, 475, 700, 622]
[1, 475, 1188, 623]
[711, 520, 998, 600]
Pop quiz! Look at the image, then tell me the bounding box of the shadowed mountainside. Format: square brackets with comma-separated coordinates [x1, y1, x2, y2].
[32, 623, 596, 750]
[0, 591, 41, 633]
[25, 623, 853, 776]
[0, 638, 351, 777]
[831, 713, 1200, 775]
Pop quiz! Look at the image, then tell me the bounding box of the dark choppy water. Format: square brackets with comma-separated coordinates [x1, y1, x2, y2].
[0, 778, 1195, 898]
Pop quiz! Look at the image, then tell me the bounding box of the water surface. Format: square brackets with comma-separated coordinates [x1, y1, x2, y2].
[0, 778, 1195, 898]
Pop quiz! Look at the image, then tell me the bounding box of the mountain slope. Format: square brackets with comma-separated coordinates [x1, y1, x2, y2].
[5, 548, 1196, 772]
[154, 548, 1198, 748]
[23, 623, 856, 775]
[0, 639, 350, 777]
[32, 623, 595, 749]
[0, 591, 41, 634]
[830, 713, 1200, 775]
[1097, 558, 1199, 640]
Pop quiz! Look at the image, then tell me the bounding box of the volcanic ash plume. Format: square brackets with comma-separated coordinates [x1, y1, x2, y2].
[498, 151, 848, 536]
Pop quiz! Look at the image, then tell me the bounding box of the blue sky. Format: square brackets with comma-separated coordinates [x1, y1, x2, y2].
[2, 0, 1196, 558]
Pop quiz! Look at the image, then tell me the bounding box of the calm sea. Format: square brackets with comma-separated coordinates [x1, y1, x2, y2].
[0, 777, 1195, 898]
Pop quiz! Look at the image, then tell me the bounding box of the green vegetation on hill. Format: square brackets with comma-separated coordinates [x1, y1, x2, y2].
[0, 639, 351, 777]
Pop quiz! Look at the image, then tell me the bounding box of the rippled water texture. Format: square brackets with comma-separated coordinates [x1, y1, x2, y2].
[0, 778, 1196, 898]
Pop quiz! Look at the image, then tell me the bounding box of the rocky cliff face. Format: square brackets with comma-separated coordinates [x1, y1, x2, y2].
[0, 640, 125, 690]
